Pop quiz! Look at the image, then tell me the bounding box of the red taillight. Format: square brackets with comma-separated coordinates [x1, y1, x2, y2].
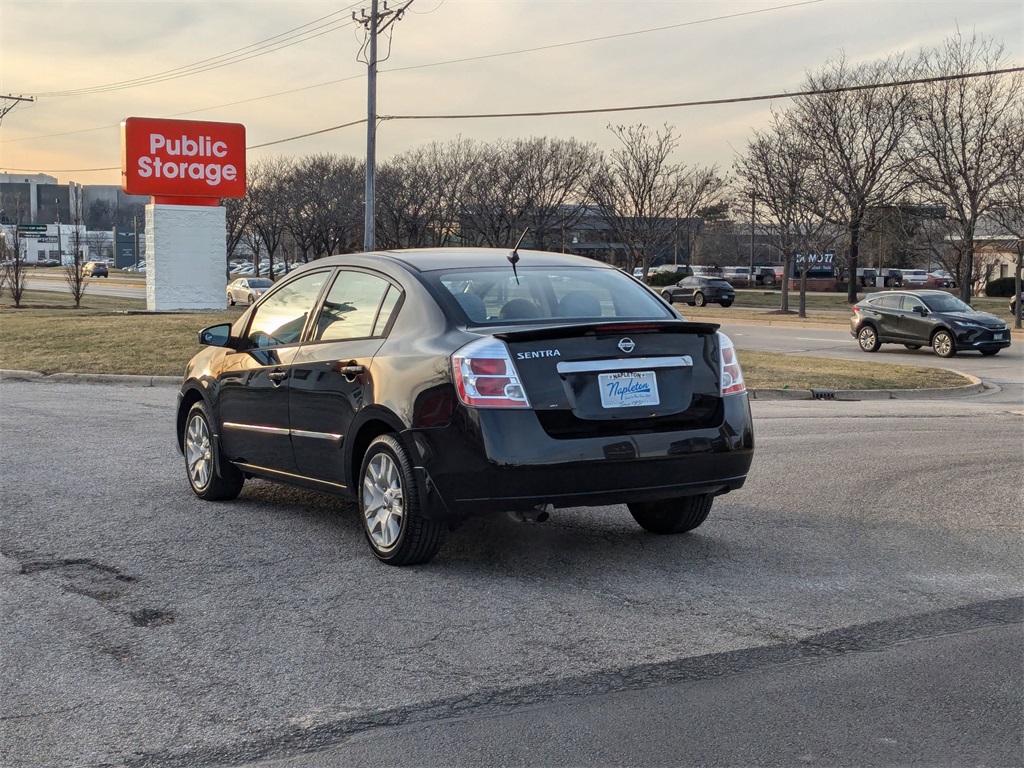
[717, 332, 746, 395]
[452, 338, 531, 409]
[470, 358, 506, 376]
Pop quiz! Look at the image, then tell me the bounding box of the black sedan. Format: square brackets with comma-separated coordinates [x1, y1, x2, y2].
[177, 249, 754, 565]
[851, 290, 1011, 358]
[660, 276, 735, 307]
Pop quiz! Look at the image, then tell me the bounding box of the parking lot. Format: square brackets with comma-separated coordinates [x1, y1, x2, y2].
[2, 380, 1021, 767]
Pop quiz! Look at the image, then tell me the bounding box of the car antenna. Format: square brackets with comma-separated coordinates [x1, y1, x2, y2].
[508, 228, 528, 285]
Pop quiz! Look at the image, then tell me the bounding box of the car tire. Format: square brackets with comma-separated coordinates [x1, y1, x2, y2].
[228, 294, 236, 306]
[719, 301, 733, 308]
[693, 292, 707, 307]
[931, 329, 956, 358]
[857, 325, 880, 352]
[661, 291, 674, 303]
[359, 434, 446, 566]
[979, 348, 1000, 356]
[904, 344, 921, 350]
[184, 401, 244, 501]
[247, 294, 255, 305]
[628, 494, 713, 534]
[762, 276, 775, 287]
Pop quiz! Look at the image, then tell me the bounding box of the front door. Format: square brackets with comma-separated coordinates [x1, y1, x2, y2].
[217, 269, 331, 474]
[289, 270, 402, 487]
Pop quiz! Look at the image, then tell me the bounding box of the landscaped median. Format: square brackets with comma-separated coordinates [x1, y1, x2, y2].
[0, 289, 987, 398]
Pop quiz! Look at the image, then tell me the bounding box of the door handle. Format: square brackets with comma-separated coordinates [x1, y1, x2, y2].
[268, 370, 288, 385]
[337, 363, 365, 379]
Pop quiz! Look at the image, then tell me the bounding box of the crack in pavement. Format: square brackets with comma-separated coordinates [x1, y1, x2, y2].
[121, 595, 1022, 768]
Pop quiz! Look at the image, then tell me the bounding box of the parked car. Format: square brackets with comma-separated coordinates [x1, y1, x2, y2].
[927, 270, 955, 288]
[178, 248, 754, 565]
[899, 269, 929, 287]
[851, 289, 1011, 358]
[660, 275, 736, 307]
[753, 266, 781, 287]
[1010, 292, 1024, 316]
[82, 261, 108, 277]
[226, 277, 274, 305]
[721, 266, 752, 286]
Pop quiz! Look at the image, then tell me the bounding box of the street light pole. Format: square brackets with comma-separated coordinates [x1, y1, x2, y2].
[55, 198, 62, 265]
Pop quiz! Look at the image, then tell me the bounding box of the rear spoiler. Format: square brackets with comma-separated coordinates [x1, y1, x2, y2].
[494, 320, 720, 343]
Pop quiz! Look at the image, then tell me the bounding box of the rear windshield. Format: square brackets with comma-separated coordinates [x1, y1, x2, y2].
[248, 278, 273, 288]
[430, 266, 675, 324]
[706, 279, 733, 288]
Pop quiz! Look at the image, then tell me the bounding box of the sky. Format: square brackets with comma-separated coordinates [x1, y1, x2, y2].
[1, 0, 1021, 187]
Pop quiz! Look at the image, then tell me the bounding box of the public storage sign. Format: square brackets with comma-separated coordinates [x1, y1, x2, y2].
[122, 117, 245, 199]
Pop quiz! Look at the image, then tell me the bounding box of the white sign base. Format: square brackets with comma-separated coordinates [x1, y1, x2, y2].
[145, 203, 227, 312]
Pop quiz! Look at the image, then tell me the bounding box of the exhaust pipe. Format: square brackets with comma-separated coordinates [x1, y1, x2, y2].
[508, 504, 552, 523]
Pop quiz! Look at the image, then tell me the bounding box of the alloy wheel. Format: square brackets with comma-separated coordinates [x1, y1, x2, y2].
[363, 452, 405, 550]
[185, 414, 213, 490]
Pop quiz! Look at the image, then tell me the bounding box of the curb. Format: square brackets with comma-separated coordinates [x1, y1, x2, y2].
[0, 370, 180, 387]
[1, 369, 988, 399]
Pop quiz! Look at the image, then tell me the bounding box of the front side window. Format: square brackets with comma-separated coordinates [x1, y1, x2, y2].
[923, 294, 972, 313]
[245, 271, 329, 349]
[313, 270, 397, 342]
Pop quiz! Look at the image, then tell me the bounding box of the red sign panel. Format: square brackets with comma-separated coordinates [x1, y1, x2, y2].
[121, 117, 246, 199]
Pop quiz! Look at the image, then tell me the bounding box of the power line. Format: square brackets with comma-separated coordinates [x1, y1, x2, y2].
[379, 67, 1024, 122]
[2, 0, 822, 143]
[31, 4, 363, 97]
[9, 65, 1019, 173]
[381, 0, 826, 76]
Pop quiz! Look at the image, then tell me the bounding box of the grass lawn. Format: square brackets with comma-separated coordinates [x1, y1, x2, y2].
[0, 289, 973, 390]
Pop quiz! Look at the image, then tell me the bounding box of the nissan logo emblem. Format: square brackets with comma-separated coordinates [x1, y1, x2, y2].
[618, 338, 636, 353]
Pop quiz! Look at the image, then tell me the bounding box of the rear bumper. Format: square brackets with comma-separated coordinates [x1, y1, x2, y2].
[404, 394, 754, 519]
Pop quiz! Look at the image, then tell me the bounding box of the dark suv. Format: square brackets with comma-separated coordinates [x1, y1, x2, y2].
[661, 276, 735, 307]
[851, 290, 1010, 358]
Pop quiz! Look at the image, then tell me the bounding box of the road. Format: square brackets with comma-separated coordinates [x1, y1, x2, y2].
[721, 320, 1024, 386]
[25, 273, 146, 300]
[1, 381, 1021, 767]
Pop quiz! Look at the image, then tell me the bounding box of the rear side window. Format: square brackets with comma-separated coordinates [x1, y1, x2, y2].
[313, 270, 398, 342]
[433, 266, 674, 324]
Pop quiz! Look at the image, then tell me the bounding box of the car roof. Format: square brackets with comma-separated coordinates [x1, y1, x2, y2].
[301, 248, 619, 274]
[862, 289, 954, 299]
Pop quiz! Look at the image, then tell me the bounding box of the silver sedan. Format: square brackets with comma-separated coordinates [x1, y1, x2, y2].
[226, 277, 273, 306]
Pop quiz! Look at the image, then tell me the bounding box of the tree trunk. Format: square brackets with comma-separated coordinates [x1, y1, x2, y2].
[847, 218, 861, 304]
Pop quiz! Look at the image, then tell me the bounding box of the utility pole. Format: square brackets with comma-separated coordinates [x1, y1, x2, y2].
[0, 94, 34, 122]
[354, 0, 410, 252]
[749, 190, 756, 288]
[133, 215, 139, 270]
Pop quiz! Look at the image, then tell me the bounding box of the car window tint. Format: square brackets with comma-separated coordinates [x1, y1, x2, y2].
[246, 271, 328, 349]
[372, 284, 402, 336]
[434, 266, 673, 324]
[315, 270, 393, 342]
[877, 295, 902, 309]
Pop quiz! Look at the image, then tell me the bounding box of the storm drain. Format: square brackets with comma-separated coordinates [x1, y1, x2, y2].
[811, 388, 837, 400]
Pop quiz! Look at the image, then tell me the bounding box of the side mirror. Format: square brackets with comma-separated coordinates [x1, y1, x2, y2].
[199, 323, 235, 348]
[913, 305, 928, 316]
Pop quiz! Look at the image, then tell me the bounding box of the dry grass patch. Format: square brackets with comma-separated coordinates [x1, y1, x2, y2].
[739, 351, 971, 391]
[0, 290, 973, 390]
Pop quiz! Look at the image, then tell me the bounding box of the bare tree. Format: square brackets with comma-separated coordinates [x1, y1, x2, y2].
[246, 156, 292, 275]
[588, 124, 726, 276]
[735, 112, 836, 313]
[63, 185, 89, 307]
[791, 53, 917, 303]
[377, 138, 483, 248]
[903, 33, 1024, 301]
[1, 194, 29, 307]
[990, 146, 1024, 327]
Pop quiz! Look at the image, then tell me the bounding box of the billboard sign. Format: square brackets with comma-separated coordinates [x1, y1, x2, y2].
[121, 117, 246, 199]
[17, 223, 48, 235]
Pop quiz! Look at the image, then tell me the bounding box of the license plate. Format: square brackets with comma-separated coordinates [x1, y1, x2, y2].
[599, 371, 660, 408]
[993, 333, 1003, 340]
